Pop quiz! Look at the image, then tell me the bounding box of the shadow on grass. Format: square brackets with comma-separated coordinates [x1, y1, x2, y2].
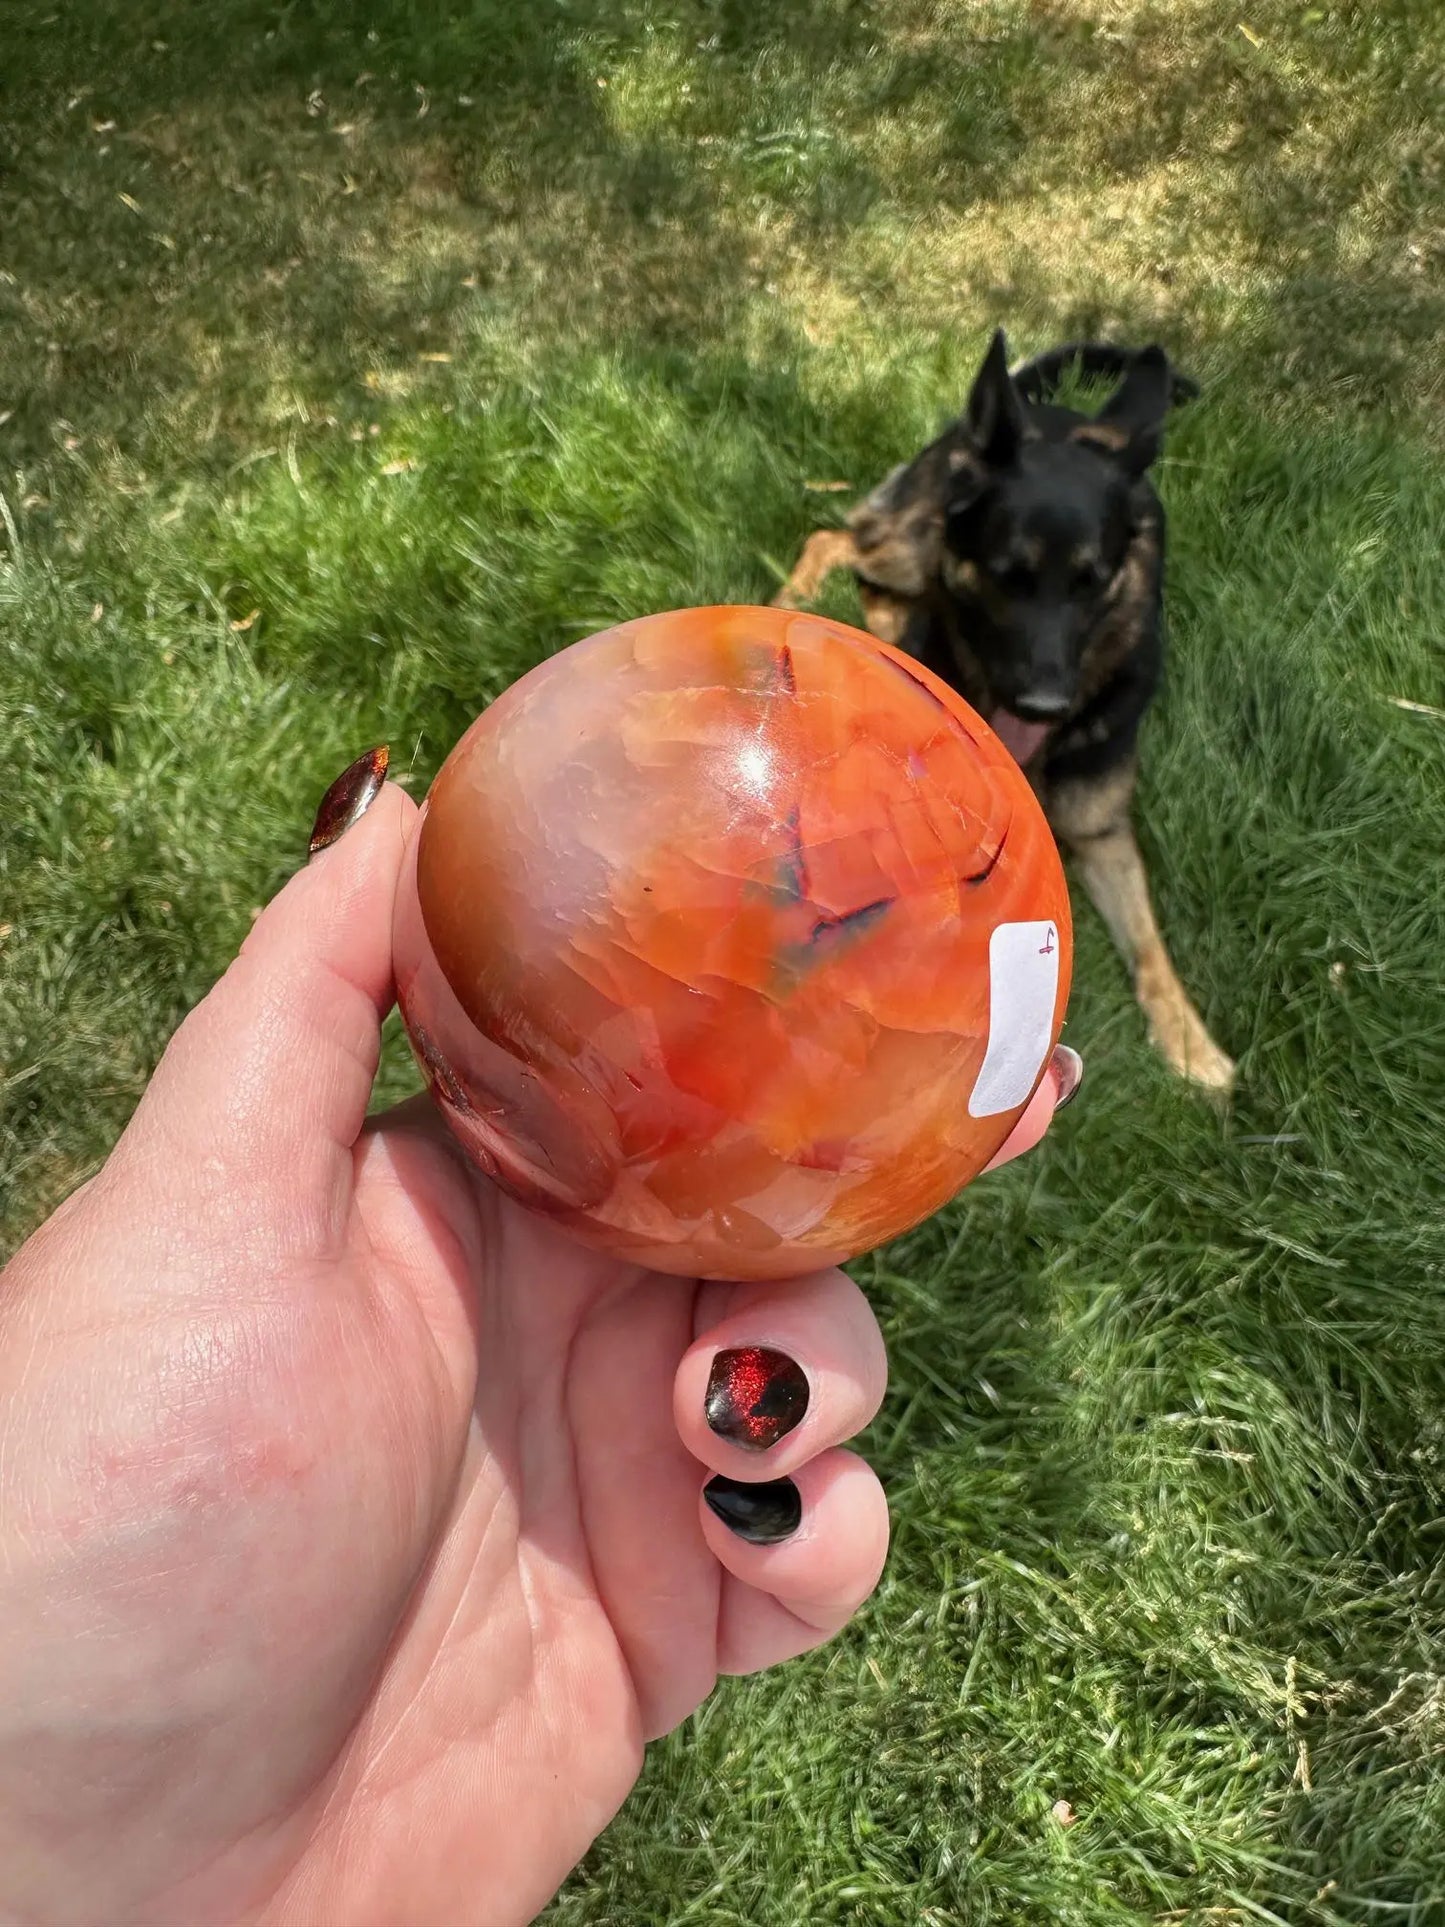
[1, 0, 1440, 479]
[848, 1093, 1445, 1913]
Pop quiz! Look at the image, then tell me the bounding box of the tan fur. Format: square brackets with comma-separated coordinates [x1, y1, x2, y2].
[1075, 529, 1158, 705]
[856, 584, 914, 645]
[773, 531, 922, 652]
[1048, 768, 1235, 1092]
[1069, 420, 1131, 455]
[847, 519, 940, 599]
[772, 528, 862, 608]
[941, 553, 1003, 618]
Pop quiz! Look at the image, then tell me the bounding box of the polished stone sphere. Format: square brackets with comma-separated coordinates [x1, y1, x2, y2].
[393, 605, 1071, 1280]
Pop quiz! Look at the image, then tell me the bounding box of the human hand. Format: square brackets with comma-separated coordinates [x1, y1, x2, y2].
[0, 754, 1073, 1927]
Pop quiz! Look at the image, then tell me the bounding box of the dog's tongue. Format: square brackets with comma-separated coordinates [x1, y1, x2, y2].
[988, 709, 1052, 769]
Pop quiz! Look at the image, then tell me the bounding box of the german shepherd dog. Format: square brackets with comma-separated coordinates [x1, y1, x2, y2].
[773, 330, 1234, 1092]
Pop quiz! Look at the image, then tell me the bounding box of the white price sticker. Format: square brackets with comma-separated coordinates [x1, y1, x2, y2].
[967, 920, 1060, 1118]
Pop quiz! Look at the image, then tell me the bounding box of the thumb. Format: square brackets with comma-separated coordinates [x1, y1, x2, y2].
[116, 757, 419, 1247]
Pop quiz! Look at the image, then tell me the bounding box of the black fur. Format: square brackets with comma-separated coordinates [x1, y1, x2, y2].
[844, 328, 1196, 790]
[776, 327, 1237, 1088]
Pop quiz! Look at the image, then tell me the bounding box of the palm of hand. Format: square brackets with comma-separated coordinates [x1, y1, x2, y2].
[273, 1109, 720, 1926]
[1, 1108, 736, 1927]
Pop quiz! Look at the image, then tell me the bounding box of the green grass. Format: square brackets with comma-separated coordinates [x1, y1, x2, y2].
[4, 1, 1445, 1919]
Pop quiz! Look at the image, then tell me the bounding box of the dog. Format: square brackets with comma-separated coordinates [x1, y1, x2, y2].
[773, 329, 1235, 1093]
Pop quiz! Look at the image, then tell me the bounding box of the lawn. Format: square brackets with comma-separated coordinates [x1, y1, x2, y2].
[4, 0, 1445, 1919]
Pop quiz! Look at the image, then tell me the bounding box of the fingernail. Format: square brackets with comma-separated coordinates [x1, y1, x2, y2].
[705, 1346, 810, 1452]
[308, 746, 389, 858]
[703, 1474, 802, 1545]
[1050, 1044, 1084, 1111]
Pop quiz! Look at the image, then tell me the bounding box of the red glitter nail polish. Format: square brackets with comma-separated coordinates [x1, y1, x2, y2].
[705, 1346, 809, 1451]
[309, 745, 389, 858]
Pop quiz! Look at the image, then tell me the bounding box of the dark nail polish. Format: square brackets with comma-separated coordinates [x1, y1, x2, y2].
[309, 746, 389, 857]
[705, 1346, 809, 1451]
[1050, 1044, 1083, 1111]
[703, 1474, 802, 1545]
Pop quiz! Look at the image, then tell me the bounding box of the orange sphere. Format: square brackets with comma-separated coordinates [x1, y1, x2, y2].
[393, 606, 1071, 1279]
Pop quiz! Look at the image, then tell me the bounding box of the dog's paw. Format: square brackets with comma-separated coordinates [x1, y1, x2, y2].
[1142, 985, 1236, 1098]
[1179, 1035, 1236, 1098]
[1161, 1019, 1236, 1098]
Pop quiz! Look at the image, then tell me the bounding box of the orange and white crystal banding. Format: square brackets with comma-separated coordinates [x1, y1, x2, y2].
[394, 605, 1072, 1280]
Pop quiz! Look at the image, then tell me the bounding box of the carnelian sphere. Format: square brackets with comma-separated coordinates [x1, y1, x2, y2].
[393, 605, 1072, 1280]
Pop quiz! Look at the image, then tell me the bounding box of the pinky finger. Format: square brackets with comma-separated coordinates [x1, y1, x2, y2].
[702, 1450, 890, 1676]
[981, 1043, 1083, 1174]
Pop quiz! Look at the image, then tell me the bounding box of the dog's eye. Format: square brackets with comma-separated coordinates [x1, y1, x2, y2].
[1073, 561, 1108, 594]
[991, 558, 1034, 590]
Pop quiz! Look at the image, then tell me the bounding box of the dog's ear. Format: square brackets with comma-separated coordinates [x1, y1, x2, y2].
[1072, 344, 1175, 476]
[964, 327, 1025, 468]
